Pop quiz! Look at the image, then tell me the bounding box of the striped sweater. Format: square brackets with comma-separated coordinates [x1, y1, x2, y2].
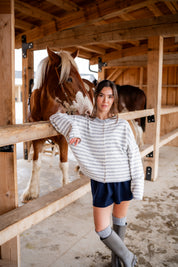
[50, 113, 144, 200]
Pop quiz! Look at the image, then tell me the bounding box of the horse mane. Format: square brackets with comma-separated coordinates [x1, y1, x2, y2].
[33, 50, 78, 91]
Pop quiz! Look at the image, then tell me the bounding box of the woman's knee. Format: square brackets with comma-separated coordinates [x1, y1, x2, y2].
[93, 205, 112, 232]
[113, 201, 130, 218]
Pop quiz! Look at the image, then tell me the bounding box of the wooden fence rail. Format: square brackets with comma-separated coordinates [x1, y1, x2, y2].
[0, 107, 177, 148]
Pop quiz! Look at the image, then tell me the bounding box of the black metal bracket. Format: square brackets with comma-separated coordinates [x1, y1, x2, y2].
[146, 166, 152, 180]
[146, 151, 153, 158]
[0, 145, 14, 152]
[98, 57, 107, 72]
[147, 115, 155, 123]
[24, 148, 28, 160]
[22, 35, 33, 58]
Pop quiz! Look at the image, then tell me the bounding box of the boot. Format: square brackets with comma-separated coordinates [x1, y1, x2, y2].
[112, 224, 127, 267]
[102, 230, 137, 267]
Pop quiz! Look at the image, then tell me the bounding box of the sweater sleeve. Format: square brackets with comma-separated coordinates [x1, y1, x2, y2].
[126, 122, 144, 200]
[49, 112, 81, 143]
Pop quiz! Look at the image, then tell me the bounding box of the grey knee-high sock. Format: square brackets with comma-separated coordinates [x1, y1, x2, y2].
[102, 230, 137, 267]
[96, 225, 112, 239]
[112, 216, 127, 267]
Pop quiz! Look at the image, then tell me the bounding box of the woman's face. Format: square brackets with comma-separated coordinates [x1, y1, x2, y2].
[96, 87, 114, 116]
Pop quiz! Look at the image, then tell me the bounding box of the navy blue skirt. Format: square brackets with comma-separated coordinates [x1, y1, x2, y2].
[90, 180, 133, 207]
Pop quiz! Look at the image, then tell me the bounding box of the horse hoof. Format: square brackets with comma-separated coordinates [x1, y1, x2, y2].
[20, 190, 39, 203]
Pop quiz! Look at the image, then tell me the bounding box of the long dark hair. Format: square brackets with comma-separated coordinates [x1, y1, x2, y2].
[90, 80, 118, 118]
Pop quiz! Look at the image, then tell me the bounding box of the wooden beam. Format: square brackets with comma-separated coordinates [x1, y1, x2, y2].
[147, 3, 163, 16]
[164, 1, 178, 14]
[90, 44, 148, 65]
[15, 18, 34, 31]
[119, 109, 154, 120]
[0, 107, 177, 148]
[105, 43, 122, 50]
[0, 0, 20, 264]
[107, 68, 126, 82]
[31, 14, 178, 51]
[14, 0, 59, 22]
[15, 0, 172, 49]
[0, 177, 90, 246]
[144, 36, 163, 181]
[140, 128, 178, 158]
[0, 121, 59, 147]
[159, 128, 178, 147]
[15, 0, 152, 48]
[161, 105, 178, 115]
[140, 144, 154, 158]
[22, 49, 34, 159]
[77, 45, 106, 55]
[90, 40, 178, 65]
[46, 0, 80, 12]
[106, 53, 178, 67]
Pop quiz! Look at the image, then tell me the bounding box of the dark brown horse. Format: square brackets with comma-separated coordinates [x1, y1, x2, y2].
[21, 47, 93, 202]
[117, 85, 146, 131]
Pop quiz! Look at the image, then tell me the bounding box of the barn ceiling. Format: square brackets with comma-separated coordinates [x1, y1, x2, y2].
[14, 0, 178, 66]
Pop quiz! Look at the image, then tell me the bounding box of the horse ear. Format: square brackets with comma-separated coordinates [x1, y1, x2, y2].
[71, 49, 79, 59]
[47, 47, 61, 65]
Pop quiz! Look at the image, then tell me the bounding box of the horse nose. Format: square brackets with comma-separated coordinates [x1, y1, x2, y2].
[85, 110, 91, 115]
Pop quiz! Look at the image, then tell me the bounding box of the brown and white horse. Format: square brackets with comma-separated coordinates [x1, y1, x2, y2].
[21, 47, 93, 202]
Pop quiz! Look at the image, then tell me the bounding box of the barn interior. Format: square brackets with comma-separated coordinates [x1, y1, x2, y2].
[0, 0, 178, 266]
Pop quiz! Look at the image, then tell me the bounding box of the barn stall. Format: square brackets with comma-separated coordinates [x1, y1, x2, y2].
[0, 0, 178, 266]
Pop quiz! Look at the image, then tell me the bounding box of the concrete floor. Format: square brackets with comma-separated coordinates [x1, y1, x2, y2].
[17, 146, 178, 267]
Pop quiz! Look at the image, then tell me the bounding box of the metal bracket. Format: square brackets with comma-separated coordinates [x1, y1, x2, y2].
[98, 57, 107, 72]
[0, 145, 14, 152]
[147, 115, 155, 123]
[146, 166, 152, 180]
[146, 151, 153, 158]
[22, 35, 33, 58]
[24, 148, 28, 160]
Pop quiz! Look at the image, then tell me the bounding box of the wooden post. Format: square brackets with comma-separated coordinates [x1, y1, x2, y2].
[22, 49, 34, 159]
[144, 36, 163, 181]
[0, 0, 20, 265]
[98, 66, 105, 81]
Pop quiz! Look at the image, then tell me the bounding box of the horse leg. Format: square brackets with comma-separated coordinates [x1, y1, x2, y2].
[21, 139, 45, 202]
[55, 135, 69, 185]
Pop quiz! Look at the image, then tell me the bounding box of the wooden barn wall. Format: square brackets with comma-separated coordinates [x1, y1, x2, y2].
[105, 66, 178, 146]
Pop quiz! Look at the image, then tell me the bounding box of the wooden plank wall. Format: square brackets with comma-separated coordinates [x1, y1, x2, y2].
[105, 66, 178, 147]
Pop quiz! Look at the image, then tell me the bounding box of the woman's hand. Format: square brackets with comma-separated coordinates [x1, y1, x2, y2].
[69, 138, 81, 146]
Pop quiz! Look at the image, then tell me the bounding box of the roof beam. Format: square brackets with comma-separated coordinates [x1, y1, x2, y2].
[46, 0, 80, 12]
[164, 1, 178, 14]
[15, 0, 59, 22]
[106, 53, 178, 67]
[77, 45, 106, 54]
[90, 44, 148, 65]
[15, 18, 34, 31]
[147, 3, 163, 17]
[15, 0, 158, 48]
[90, 39, 178, 65]
[30, 14, 178, 51]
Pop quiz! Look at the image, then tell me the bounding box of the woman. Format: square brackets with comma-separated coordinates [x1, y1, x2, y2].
[50, 80, 144, 267]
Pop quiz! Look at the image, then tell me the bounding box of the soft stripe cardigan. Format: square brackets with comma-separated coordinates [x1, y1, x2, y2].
[50, 113, 144, 200]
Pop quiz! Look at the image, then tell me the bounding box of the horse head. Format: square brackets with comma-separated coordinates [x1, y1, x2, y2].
[46, 47, 93, 117]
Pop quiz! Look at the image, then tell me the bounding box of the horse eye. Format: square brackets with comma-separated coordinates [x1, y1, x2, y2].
[67, 77, 72, 82]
